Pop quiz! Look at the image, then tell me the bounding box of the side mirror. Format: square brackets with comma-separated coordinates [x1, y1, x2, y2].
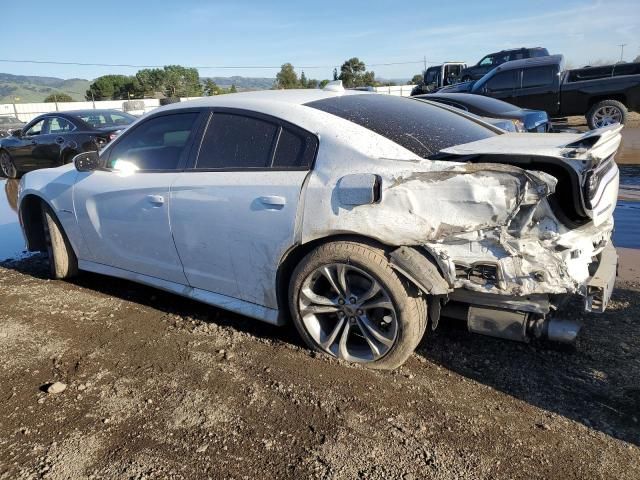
[11, 129, 22, 137]
[73, 151, 101, 172]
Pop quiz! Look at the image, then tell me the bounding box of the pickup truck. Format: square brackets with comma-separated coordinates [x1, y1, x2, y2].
[410, 62, 466, 96]
[439, 55, 640, 129]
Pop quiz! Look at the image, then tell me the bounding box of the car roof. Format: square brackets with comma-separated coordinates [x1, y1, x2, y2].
[492, 47, 546, 54]
[493, 54, 563, 72]
[48, 109, 131, 116]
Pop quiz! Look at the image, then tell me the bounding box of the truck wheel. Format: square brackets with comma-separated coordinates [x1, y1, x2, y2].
[289, 241, 427, 370]
[41, 203, 78, 279]
[586, 100, 627, 129]
[0, 150, 18, 178]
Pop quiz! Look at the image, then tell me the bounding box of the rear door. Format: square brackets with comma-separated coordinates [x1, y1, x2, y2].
[36, 116, 76, 167]
[512, 65, 560, 114]
[74, 111, 203, 284]
[170, 109, 318, 308]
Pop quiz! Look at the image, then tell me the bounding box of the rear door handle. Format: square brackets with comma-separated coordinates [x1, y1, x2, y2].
[147, 194, 165, 206]
[259, 195, 286, 207]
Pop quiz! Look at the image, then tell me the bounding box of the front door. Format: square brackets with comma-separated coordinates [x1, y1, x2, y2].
[11, 118, 45, 171]
[74, 111, 202, 284]
[170, 110, 317, 308]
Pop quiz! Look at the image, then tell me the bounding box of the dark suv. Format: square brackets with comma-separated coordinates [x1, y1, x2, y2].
[457, 47, 549, 82]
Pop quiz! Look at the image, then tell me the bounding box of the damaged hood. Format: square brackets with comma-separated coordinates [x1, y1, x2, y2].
[440, 124, 623, 165]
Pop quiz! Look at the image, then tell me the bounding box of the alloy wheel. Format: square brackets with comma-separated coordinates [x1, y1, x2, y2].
[298, 263, 398, 363]
[593, 106, 622, 128]
[0, 152, 16, 178]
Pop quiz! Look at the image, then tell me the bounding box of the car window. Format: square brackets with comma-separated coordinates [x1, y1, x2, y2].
[272, 127, 317, 168]
[509, 52, 525, 61]
[486, 71, 517, 92]
[425, 69, 438, 83]
[78, 111, 136, 128]
[306, 94, 496, 159]
[196, 113, 278, 169]
[530, 49, 549, 58]
[107, 113, 198, 171]
[522, 66, 555, 88]
[479, 56, 493, 66]
[25, 119, 45, 136]
[47, 117, 74, 134]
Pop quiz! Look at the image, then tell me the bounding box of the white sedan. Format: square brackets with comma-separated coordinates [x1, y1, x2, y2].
[17, 85, 621, 369]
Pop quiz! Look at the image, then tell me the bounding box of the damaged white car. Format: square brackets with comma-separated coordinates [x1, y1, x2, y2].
[17, 86, 620, 369]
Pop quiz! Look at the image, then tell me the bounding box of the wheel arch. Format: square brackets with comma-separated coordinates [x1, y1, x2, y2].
[19, 193, 50, 252]
[587, 94, 628, 109]
[275, 234, 450, 321]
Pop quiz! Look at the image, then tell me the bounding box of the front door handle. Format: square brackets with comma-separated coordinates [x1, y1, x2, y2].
[147, 195, 165, 206]
[55, 137, 65, 144]
[259, 195, 286, 207]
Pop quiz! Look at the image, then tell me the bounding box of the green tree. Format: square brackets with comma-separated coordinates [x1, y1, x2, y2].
[306, 78, 319, 89]
[86, 74, 134, 100]
[203, 79, 221, 96]
[163, 65, 202, 97]
[332, 68, 338, 81]
[136, 68, 166, 97]
[409, 74, 423, 85]
[275, 63, 299, 89]
[338, 57, 376, 87]
[229, 84, 237, 93]
[44, 92, 73, 103]
[319, 79, 330, 88]
[300, 70, 308, 88]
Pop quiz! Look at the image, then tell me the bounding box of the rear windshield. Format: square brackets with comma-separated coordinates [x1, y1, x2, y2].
[305, 94, 496, 158]
[76, 111, 136, 128]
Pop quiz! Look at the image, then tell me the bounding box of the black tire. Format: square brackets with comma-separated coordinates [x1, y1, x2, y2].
[586, 100, 627, 130]
[0, 150, 19, 178]
[289, 241, 427, 370]
[41, 203, 78, 279]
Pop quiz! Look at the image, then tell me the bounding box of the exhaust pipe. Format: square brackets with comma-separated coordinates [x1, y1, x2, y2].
[441, 303, 581, 343]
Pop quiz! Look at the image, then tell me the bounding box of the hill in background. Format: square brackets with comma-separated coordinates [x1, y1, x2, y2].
[0, 73, 277, 103]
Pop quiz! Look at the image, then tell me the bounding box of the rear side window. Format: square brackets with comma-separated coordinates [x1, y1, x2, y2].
[196, 113, 317, 170]
[522, 66, 555, 88]
[486, 71, 517, 92]
[107, 113, 198, 171]
[305, 94, 496, 159]
[197, 114, 278, 169]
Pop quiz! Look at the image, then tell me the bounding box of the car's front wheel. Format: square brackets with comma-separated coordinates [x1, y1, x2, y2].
[289, 241, 427, 370]
[0, 150, 18, 178]
[42, 203, 78, 279]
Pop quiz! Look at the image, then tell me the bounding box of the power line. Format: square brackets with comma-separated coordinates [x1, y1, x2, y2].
[0, 58, 434, 70]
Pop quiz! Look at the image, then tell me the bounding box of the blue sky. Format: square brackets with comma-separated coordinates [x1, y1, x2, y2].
[3, 0, 639, 80]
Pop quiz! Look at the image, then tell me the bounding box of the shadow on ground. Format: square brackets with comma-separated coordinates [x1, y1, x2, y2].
[4, 254, 640, 446]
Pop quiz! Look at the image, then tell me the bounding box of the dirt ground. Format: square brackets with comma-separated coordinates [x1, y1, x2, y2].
[0, 252, 638, 480]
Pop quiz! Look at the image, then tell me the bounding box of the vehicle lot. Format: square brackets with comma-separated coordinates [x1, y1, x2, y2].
[1, 253, 639, 479]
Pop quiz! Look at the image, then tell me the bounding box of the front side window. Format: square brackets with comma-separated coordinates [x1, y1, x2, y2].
[479, 56, 493, 66]
[25, 119, 45, 136]
[522, 66, 555, 88]
[107, 113, 198, 171]
[486, 71, 517, 92]
[47, 117, 74, 134]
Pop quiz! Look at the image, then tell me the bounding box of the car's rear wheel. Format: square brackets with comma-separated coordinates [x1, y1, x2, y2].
[0, 150, 18, 178]
[586, 100, 627, 129]
[289, 241, 427, 370]
[41, 203, 78, 279]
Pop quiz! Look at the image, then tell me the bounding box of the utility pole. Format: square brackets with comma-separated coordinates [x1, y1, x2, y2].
[618, 43, 627, 62]
[423, 55, 427, 72]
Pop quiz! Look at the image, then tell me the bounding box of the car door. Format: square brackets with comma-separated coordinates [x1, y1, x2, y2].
[74, 110, 203, 284]
[11, 118, 45, 171]
[35, 116, 75, 167]
[475, 55, 495, 77]
[170, 109, 318, 308]
[512, 65, 560, 114]
[483, 70, 518, 104]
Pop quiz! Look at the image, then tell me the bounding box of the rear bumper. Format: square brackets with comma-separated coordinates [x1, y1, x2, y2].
[585, 243, 618, 313]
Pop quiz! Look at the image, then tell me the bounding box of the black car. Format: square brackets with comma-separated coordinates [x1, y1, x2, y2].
[447, 55, 640, 129]
[0, 109, 136, 178]
[457, 47, 549, 82]
[416, 93, 550, 132]
[0, 115, 26, 137]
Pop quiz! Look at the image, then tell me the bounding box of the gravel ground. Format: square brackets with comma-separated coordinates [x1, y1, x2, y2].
[0, 254, 638, 480]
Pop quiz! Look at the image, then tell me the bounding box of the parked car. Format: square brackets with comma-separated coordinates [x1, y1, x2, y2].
[442, 55, 640, 129]
[0, 115, 26, 137]
[457, 47, 549, 82]
[0, 109, 136, 178]
[416, 93, 550, 132]
[410, 62, 467, 95]
[18, 87, 620, 369]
